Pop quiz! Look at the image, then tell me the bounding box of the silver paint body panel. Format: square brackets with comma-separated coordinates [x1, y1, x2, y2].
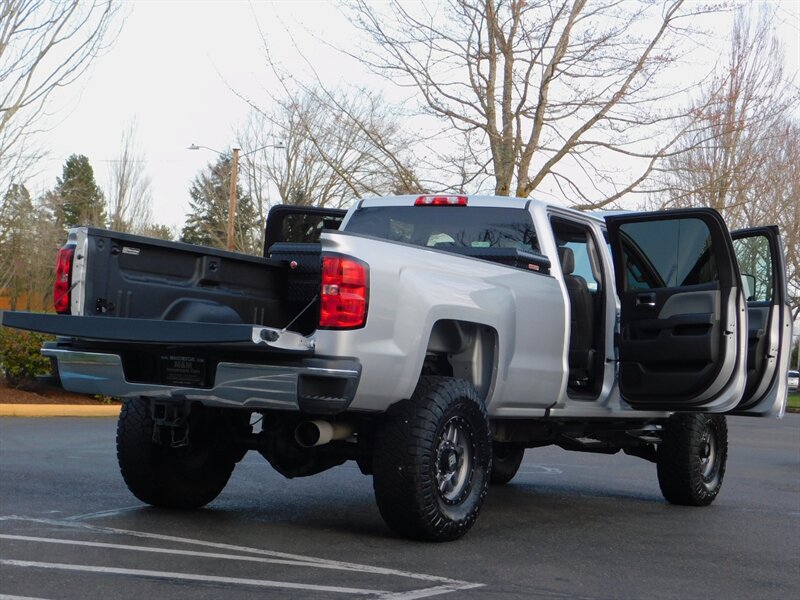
[41, 195, 785, 420]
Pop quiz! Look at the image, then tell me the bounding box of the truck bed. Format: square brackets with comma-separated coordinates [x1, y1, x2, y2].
[68, 228, 301, 330]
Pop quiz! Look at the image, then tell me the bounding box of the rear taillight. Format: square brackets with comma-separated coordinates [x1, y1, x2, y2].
[414, 195, 468, 206]
[319, 255, 368, 329]
[53, 246, 74, 314]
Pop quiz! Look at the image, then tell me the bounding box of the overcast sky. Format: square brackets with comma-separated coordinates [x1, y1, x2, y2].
[28, 1, 365, 232]
[26, 0, 800, 233]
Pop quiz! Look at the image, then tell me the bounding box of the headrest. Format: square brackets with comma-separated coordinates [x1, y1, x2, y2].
[558, 247, 574, 275]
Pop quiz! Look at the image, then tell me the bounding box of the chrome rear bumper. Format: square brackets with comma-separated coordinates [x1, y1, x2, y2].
[43, 348, 360, 413]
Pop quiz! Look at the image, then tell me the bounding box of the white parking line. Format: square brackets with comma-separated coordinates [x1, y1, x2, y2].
[64, 506, 142, 522]
[517, 464, 563, 475]
[0, 534, 347, 570]
[0, 516, 485, 598]
[0, 559, 386, 595]
[375, 583, 486, 600]
[0, 515, 466, 581]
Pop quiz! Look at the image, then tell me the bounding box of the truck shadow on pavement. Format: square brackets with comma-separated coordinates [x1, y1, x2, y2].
[98, 475, 674, 544]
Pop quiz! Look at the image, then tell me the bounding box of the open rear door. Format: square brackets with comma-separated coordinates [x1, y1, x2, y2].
[606, 209, 747, 412]
[728, 226, 791, 417]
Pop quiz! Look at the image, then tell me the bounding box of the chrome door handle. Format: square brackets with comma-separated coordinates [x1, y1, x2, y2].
[635, 292, 656, 308]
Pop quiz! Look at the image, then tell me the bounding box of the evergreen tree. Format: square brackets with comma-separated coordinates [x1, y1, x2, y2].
[57, 154, 106, 228]
[0, 184, 34, 308]
[142, 224, 174, 241]
[181, 153, 257, 252]
[0, 183, 33, 240]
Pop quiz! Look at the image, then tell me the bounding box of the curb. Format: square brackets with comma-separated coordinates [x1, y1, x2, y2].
[0, 404, 121, 417]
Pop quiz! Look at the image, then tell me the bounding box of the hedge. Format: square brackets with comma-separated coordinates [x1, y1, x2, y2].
[0, 326, 53, 387]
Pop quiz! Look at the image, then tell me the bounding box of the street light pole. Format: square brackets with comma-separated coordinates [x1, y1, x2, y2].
[188, 141, 285, 252]
[227, 147, 240, 251]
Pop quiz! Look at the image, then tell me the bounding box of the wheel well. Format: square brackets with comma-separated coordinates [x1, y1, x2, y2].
[423, 320, 497, 401]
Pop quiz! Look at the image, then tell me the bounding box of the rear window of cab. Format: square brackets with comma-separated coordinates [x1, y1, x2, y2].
[344, 206, 539, 253]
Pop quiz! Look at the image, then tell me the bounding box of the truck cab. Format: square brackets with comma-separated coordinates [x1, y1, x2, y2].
[318, 197, 790, 419]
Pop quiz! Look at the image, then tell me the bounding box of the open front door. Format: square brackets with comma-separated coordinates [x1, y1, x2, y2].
[606, 209, 747, 412]
[729, 226, 791, 417]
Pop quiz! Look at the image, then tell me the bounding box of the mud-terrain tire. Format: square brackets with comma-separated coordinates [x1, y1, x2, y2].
[116, 398, 239, 509]
[657, 413, 728, 506]
[490, 442, 525, 485]
[372, 376, 492, 542]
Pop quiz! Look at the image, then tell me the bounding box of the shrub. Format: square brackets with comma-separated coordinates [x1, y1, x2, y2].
[0, 326, 53, 387]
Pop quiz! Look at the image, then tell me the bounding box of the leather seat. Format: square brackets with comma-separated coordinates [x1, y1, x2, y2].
[559, 247, 594, 378]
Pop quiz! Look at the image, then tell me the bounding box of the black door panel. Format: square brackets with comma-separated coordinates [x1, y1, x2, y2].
[729, 226, 790, 416]
[607, 209, 745, 411]
[620, 288, 719, 397]
[743, 306, 769, 398]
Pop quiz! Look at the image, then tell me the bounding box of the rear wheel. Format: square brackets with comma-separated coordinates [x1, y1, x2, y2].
[372, 376, 491, 542]
[657, 413, 727, 506]
[116, 398, 240, 509]
[490, 442, 525, 485]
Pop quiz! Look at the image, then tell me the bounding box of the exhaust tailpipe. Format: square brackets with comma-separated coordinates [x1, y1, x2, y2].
[295, 420, 355, 448]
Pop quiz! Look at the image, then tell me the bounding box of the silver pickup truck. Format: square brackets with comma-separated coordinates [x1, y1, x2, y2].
[3, 194, 792, 541]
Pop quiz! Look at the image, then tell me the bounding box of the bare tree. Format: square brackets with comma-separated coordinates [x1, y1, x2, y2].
[658, 10, 797, 220]
[346, 0, 721, 207]
[0, 0, 118, 187]
[762, 123, 799, 322]
[238, 87, 424, 249]
[655, 8, 799, 318]
[106, 122, 153, 233]
[0, 1, 117, 310]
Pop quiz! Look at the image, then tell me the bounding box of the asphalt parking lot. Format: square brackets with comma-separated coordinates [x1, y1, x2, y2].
[1, 414, 798, 599]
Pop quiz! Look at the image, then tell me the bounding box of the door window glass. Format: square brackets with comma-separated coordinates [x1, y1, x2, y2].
[618, 218, 717, 290]
[563, 239, 601, 292]
[733, 234, 773, 302]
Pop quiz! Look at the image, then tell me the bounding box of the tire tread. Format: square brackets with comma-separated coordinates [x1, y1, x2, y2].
[372, 376, 491, 541]
[657, 413, 727, 506]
